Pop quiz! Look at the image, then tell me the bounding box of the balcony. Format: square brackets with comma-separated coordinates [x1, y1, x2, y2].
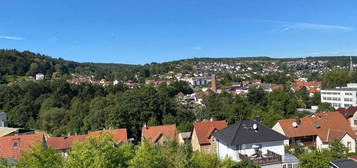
[290, 140, 316, 148]
[239, 150, 282, 166]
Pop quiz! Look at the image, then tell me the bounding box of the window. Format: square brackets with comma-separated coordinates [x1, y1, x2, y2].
[345, 92, 352, 96]
[344, 98, 353, 102]
[13, 142, 18, 148]
[354, 120, 357, 125]
[348, 142, 352, 151]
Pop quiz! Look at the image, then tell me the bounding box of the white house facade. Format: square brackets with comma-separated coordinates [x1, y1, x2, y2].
[214, 119, 298, 168]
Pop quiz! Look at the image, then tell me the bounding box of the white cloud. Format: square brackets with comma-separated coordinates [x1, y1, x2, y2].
[0, 35, 24, 40]
[280, 22, 353, 32]
[192, 46, 202, 51]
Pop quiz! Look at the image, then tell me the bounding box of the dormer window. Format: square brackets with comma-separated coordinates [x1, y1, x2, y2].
[13, 142, 18, 148]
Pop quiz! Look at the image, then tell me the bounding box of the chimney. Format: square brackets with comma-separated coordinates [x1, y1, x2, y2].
[210, 117, 214, 122]
[211, 74, 217, 92]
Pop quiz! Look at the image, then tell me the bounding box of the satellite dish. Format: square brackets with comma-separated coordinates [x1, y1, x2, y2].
[292, 121, 298, 128]
[314, 122, 321, 128]
[253, 124, 258, 130]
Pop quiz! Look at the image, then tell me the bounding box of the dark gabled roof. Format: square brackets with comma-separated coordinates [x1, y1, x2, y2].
[330, 159, 357, 168]
[213, 120, 287, 146]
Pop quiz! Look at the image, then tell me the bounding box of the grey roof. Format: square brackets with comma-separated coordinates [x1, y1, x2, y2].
[283, 153, 299, 164]
[330, 159, 357, 168]
[179, 132, 191, 139]
[213, 120, 287, 146]
[322, 88, 357, 91]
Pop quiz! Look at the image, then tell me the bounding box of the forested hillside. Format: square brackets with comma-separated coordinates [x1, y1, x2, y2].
[1, 49, 357, 84]
[0, 49, 173, 83]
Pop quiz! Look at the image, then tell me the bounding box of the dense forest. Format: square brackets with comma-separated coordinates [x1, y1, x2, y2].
[0, 78, 323, 140]
[0, 49, 175, 83]
[0, 80, 196, 139]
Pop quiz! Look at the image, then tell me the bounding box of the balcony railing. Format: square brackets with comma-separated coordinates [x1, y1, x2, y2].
[290, 141, 316, 148]
[239, 150, 282, 166]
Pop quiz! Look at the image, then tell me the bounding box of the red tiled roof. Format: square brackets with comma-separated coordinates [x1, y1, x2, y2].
[142, 124, 177, 143]
[337, 107, 346, 114]
[342, 106, 357, 119]
[47, 135, 87, 150]
[308, 87, 319, 93]
[293, 80, 321, 92]
[277, 112, 357, 143]
[0, 133, 45, 160]
[193, 120, 227, 145]
[88, 129, 128, 144]
[47, 129, 128, 150]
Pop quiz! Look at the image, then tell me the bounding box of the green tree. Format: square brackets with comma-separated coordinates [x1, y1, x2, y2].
[65, 133, 134, 168]
[128, 141, 164, 168]
[247, 86, 266, 106]
[17, 143, 64, 168]
[84, 96, 109, 131]
[190, 152, 221, 168]
[322, 69, 350, 89]
[329, 140, 348, 159]
[0, 158, 15, 168]
[316, 103, 335, 112]
[39, 107, 68, 136]
[299, 150, 331, 168]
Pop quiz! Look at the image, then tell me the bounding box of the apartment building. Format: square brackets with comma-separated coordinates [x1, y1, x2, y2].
[321, 83, 357, 109]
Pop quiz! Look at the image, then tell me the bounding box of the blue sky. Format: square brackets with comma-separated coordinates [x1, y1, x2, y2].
[1, 0, 357, 64]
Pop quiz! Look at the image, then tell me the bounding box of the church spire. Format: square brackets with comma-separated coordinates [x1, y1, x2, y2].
[350, 56, 354, 72]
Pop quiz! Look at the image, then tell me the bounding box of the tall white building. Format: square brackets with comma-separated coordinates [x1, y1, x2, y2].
[321, 83, 357, 109]
[180, 77, 209, 87]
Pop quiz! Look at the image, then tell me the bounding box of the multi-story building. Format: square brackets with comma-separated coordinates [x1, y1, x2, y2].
[321, 83, 357, 109]
[180, 77, 209, 87]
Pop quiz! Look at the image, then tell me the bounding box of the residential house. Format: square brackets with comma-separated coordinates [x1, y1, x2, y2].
[337, 106, 357, 133]
[0, 133, 45, 161]
[214, 119, 298, 168]
[273, 112, 357, 152]
[35, 73, 45, 80]
[0, 112, 7, 127]
[47, 135, 87, 157]
[293, 79, 321, 97]
[191, 120, 227, 154]
[178, 132, 191, 144]
[47, 129, 128, 157]
[141, 124, 177, 144]
[329, 159, 357, 168]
